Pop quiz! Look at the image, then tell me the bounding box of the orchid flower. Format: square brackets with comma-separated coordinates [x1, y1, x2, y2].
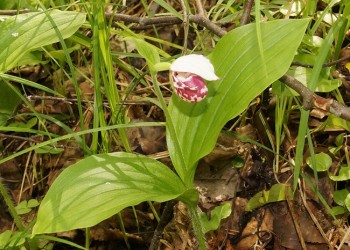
[170, 54, 219, 103]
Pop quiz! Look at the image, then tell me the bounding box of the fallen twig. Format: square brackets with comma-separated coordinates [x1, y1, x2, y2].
[240, 0, 254, 26]
[149, 200, 177, 250]
[106, 13, 227, 37]
[280, 74, 350, 121]
[291, 54, 350, 68]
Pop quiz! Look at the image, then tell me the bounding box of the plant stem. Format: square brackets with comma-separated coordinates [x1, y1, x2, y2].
[150, 72, 205, 248]
[150, 72, 187, 183]
[0, 179, 24, 230]
[188, 204, 207, 250]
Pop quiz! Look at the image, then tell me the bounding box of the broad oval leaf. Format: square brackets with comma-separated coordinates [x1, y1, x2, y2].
[306, 152, 332, 172]
[329, 165, 350, 181]
[245, 183, 292, 212]
[167, 19, 309, 183]
[33, 152, 187, 234]
[345, 193, 350, 212]
[333, 189, 349, 206]
[200, 202, 231, 233]
[330, 206, 347, 216]
[0, 9, 86, 73]
[125, 37, 160, 68]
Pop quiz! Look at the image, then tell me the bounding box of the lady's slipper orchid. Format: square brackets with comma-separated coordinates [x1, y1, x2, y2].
[170, 54, 219, 103]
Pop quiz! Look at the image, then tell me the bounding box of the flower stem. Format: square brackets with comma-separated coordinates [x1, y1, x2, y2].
[151, 72, 187, 183]
[151, 72, 206, 248]
[0, 178, 24, 230]
[188, 204, 207, 250]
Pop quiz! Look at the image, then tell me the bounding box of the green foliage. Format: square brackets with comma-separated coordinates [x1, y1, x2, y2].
[0, 229, 85, 250]
[0, 9, 85, 126]
[7, 117, 37, 128]
[33, 19, 308, 241]
[0, 9, 86, 73]
[125, 37, 161, 67]
[200, 202, 231, 233]
[167, 19, 309, 185]
[274, 50, 342, 96]
[34, 145, 64, 154]
[329, 165, 350, 181]
[0, 230, 28, 249]
[325, 114, 350, 132]
[334, 189, 349, 207]
[331, 189, 350, 216]
[33, 152, 192, 234]
[0, 1, 347, 248]
[153, 0, 182, 19]
[330, 206, 347, 216]
[15, 199, 40, 215]
[292, 17, 348, 191]
[0, 82, 22, 125]
[245, 184, 293, 212]
[306, 152, 332, 172]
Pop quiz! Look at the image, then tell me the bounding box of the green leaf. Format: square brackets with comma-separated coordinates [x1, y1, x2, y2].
[34, 145, 64, 154]
[306, 152, 332, 172]
[200, 202, 231, 233]
[154, 0, 183, 19]
[0, 230, 28, 248]
[154, 62, 171, 72]
[335, 133, 345, 147]
[277, 67, 342, 94]
[333, 189, 349, 206]
[0, 73, 63, 97]
[8, 117, 37, 129]
[245, 183, 292, 212]
[15, 199, 40, 215]
[33, 152, 187, 234]
[125, 37, 160, 69]
[0, 231, 12, 249]
[329, 165, 350, 181]
[15, 51, 46, 68]
[325, 114, 350, 131]
[0, 9, 86, 73]
[345, 193, 350, 212]
[27, 198, 40, 208]
[0, 81, 22, 124]
[285, 53, 342, 93]
[330, 206, 346, 216]
[167, 19, 309, 183]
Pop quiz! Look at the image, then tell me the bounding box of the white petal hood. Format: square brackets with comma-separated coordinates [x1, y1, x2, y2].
[170, 54, 219, 81]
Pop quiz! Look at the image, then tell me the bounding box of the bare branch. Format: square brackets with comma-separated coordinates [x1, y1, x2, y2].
[280, 74, 350, 121]
[291, 54, 350, 68]
[106, 12, 227, 37]
[180, 0, 189, 53]
[195, 0, 205, 16]
[189, 14, 227, 37]
[0, 9, 32, 15]
[240, 0, 254, 26]
[26, 95, 157, 106]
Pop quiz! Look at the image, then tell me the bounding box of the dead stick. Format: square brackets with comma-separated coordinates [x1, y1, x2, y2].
[149, 200, 177, 250]
[286, 198, 307, 250]
[280, 74, 350, 121]
[240, 0, 254, 26]
[291, 54, 350, 68]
